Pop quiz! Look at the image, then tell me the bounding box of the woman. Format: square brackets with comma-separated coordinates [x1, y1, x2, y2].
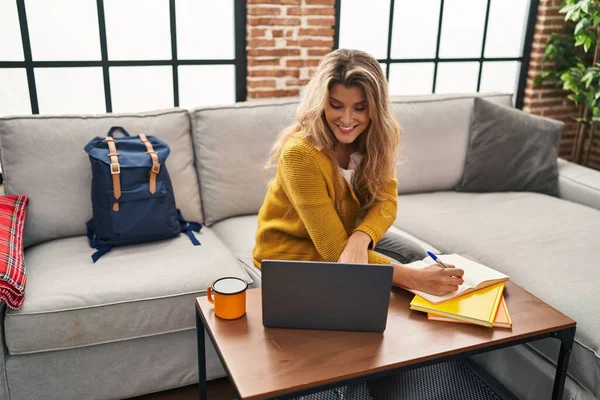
[253, 49, 463, 296]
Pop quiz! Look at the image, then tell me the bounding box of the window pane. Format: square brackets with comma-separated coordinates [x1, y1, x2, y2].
[389, 63, 434, 96]
[391, 0, 440, 59]
[176, 0, 234, 59]
[435, 62, 479, 93]
[484, 0, 529, 58]
[339, 0, 390, 59]
[178, 65, 235, 108]
[110, 66, 173, 112]
[380, 62, 387, 77]
[439, 0, 487, 58]
[480, 61, 520, 99]
[26, 0, 101, 61]
[104, 0, 171, 60]
[0, 1, 24, 61]
[35, 67, 105, 114]
[0, 69, 30, 116]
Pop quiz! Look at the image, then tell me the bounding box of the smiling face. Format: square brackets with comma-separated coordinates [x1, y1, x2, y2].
[324, 83, 371, 149]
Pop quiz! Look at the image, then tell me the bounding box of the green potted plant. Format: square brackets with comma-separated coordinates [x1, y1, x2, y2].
[535, 0, 600, 165]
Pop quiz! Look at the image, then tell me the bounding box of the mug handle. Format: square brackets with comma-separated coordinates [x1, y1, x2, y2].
[207, 285, 214, 304]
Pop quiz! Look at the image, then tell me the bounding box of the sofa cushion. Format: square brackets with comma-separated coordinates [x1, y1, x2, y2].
[189, 100, 298, 226]
[211, 214, 442, 284]
[211, 214, 263, 284]
[0, 109, 202, 247]
[456, 98, 562, 196]
[392, 93, 513, 194]
[394, 191, 600, 397]
[5, 229, 252, 354]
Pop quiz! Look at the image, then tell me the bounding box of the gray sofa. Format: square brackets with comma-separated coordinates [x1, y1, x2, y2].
[0, 92, 598, 400]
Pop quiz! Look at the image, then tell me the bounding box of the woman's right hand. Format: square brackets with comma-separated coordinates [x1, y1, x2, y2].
[391, 262, 465, 296]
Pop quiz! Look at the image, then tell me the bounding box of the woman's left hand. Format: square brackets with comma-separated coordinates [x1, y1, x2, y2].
[338, 231, 371, 264]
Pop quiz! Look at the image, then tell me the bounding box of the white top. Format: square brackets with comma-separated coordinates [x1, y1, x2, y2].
[340, 151, 363, 186]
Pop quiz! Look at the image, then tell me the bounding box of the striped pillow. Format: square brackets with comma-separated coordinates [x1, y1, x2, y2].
[0, 196, 29, 309]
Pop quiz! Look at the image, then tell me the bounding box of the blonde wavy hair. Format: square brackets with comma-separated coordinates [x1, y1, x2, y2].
[266, 49, 400, 213]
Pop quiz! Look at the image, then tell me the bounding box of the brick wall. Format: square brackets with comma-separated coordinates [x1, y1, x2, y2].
[246, 0, 335, 99]
[523, 0, 599, 169]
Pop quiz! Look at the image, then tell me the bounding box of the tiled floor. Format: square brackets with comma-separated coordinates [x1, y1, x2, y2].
[129, 379, 236, 400]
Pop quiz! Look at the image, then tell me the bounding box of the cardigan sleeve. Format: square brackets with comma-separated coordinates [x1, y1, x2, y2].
[353, 176, 398, 249]
[279, 144, 389, 264]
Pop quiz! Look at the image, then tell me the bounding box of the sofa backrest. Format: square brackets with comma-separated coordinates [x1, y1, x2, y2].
[189, 99, 297, 226]
[0, 109, 203, 248]
[392, 93, 513, 194]
[191, 93, 513, 226]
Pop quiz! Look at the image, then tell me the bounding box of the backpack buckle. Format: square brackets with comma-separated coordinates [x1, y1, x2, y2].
[151, 162, 160, 174]
[110, 163, 121, 174]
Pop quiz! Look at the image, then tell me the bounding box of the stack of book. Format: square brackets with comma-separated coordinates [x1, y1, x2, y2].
[405, 254, 512, 328]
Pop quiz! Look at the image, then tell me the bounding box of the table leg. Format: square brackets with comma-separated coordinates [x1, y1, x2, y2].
[196, 309, 207, 400]
[551, 327, 576, 400]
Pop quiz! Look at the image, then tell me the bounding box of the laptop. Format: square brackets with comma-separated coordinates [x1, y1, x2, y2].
[261, 260, 393, 332]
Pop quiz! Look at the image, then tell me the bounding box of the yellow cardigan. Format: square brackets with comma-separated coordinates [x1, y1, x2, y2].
[253, 136, 397, 268]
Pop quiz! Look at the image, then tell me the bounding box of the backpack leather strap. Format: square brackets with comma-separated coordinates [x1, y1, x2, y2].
[139, 134, 160, 194]
[105, 137, 121, 212]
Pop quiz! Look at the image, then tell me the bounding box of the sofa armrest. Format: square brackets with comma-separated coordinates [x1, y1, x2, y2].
[557, 158, 600, 210]
[0, 303, 10, 399]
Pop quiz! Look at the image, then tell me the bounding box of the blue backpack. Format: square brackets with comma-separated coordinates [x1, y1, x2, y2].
[84, 126, 201, 262]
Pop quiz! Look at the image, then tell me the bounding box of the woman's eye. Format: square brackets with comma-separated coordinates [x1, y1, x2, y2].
[330, 103, 342, 109]
[355, 107, 366, 112]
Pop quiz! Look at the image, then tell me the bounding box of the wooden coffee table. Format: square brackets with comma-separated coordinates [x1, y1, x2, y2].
[195, 281, 576, 400]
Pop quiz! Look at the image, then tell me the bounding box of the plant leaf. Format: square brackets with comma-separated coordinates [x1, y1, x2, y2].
[575, 19, 586, 35]
[584, 37, 593, 52]
[560, 3, 574, 14]
[582, 0, 589, 14]
[560, 3, 575, 16]
[565, 7, 576, 21]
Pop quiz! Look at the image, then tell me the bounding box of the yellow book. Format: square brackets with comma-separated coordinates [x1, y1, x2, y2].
[427, 295, 512, 329]
[410, 282, 505, 328]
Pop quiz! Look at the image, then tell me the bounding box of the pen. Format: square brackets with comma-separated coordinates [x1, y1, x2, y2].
[427, 251, 449, 269]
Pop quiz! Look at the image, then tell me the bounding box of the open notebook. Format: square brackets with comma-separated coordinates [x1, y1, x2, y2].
[401, 254, 509, 304]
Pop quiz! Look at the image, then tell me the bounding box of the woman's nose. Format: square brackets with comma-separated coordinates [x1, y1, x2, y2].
[341, 109, 352, 124]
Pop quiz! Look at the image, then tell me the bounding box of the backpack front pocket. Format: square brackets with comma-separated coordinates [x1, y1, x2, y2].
[108, 180, 179, 245]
